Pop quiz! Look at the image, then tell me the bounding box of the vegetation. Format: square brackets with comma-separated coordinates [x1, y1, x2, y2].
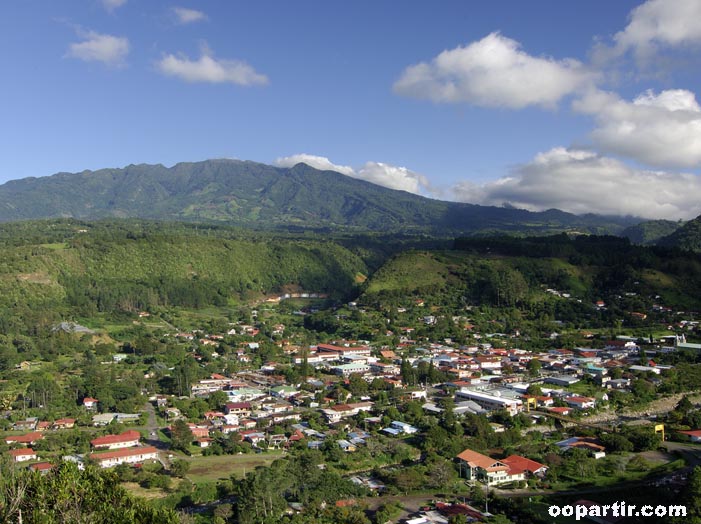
[0, 160, 637, 235]
[0, 459, 179, 523]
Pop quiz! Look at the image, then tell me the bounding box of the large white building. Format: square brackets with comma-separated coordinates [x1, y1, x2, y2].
[455, 389, 522, 416]
[89, 446, 159, 468]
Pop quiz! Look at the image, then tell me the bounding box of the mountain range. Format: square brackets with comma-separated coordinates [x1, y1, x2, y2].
[0, 159, 640, 236]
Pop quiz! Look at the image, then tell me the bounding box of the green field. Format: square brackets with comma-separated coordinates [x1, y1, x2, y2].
[184, 451, 286, 483]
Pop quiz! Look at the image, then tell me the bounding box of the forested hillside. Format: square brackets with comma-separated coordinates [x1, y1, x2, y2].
[658, 214, 701, 252]
[361, 234, 701, 327]
[0, 220, 368, 322]
[0, 160, 637, 236]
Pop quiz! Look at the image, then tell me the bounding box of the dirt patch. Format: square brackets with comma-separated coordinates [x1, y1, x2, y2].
[16, 272, 54, 285]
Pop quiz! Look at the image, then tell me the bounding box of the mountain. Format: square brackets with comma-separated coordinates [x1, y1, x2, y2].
[360, 234, 701, 313]
[621, 219, 683, 245]
[0, 159, 637, 235]
[658, 214, 701, 252]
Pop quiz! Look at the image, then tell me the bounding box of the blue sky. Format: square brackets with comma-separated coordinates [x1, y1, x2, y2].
[2, 0, 701, 219]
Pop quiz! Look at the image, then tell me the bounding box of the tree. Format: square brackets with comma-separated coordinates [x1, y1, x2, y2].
[527, 359, 542, 377]
[170, 419, 193, 453]
[0, 459, 179, 523]
[170, 458, 191, 477]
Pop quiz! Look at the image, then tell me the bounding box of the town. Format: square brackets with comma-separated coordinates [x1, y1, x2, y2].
[3, 284, 701, 524]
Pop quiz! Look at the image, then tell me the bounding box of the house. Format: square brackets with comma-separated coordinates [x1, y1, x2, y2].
[456, 449, 513, 484]
[224, 402, 253, 418]
[565, 396, 596, 410]
[501, 455, 548, 478]
[53, 418, 76, 430]
[12, 418, 38, 431]
[29, 462, 54, 474]
[90, 430, 141, 450]
[548, 406, 572, 416]
[388, 421, 418, 435]
[90, 446, 159, 468]
[195, 438, 213, 448]
[8, 448, 38, 463]
[82, 397, 99, 410]
[4, 432, 44, 446]
[545, 375, 580, 387]
[556, 437, 606, 455]
[679, 429, 701, 443]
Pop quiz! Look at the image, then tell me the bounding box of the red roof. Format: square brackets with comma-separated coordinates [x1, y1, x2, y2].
[5, 432, 43, 444]
[29, 462, 54, 471]
[502, 454, 547, 475]
[225, 402, 252, 410]
[91, 430, 141, 448]
[9, 448, 37, 457]
[456, 449, 508, 471]
[90, 445, 159, 461]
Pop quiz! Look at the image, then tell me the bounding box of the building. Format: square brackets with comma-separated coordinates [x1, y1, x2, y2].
[90, 446, 159, 468]
[8, 448, 38, 463]
[331, 362, 370, 377]
[455, 389, 522, 416]
[90, 430, 141, 450]
[679, 429, 701, 443]
[456, 449, 513, 484]
[564, 396, 596, 410]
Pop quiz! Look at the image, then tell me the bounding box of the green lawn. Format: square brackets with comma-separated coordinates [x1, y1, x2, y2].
[184, 451, 285, 483]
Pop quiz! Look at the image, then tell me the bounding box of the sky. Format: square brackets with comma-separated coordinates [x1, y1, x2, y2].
[2, 0, 701, 220]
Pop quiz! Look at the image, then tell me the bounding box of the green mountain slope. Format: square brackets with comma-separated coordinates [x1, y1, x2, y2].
[361, 235, 701, 314]
[658, 214, 701, 252]
[622, 219, 682, 245]
[0, 159, 637, 235]
[0, 221, 369, 315]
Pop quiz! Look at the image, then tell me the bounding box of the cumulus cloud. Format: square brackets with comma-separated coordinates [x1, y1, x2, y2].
[451, 147, 701, 220]
[274, 154, 430, 194]
[393, 32, 594, 109]
[173, 7, 206, 24]
[157, 46, 268, 86]
[66, 30, 129, 67]
[101, 0, 126, 12]
[573, 88, 701, 169]
[612, 0, 701, 61]
[356, 162, 430, 194]
[274, 154, 354, 176]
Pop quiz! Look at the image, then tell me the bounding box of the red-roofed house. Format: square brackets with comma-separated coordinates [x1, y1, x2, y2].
[53, 418, 76, 430]
[225, 402, 252, 417]
[91, 430, 141, 450]
[4, 432, 43, 446]
[679, 429, 701, 443]
[456, 449, 511, 484]
[565, 396, 596, 410]
[8, 448, 38, 462]
[29, 462, 54, 473]
[90, 446, 159, 468]
[502, 455, 548, 478]
[82, 397, 99, 410]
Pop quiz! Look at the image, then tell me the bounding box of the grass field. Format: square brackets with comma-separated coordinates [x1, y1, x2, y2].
[184, 451, 285, 483]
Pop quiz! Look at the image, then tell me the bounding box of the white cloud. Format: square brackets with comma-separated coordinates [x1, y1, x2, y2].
[173, 7, 206, 24]
[451, 147, 701, 220]
[274, 154, 429, 194]
[613, 0, 701, 60]
[101, 0, 126, 12]
[66, 30, 129, 67]
[157, 47, 268, 86]
[393, 32, 594, 109]
[356, 162, 429, 194]
[274, 154, 354, 176]
[573, 88, 701, 169]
